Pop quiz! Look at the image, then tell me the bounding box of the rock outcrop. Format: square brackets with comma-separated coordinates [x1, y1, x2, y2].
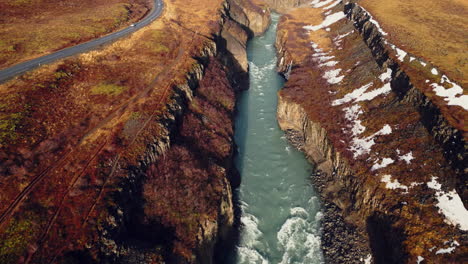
[276, 1, 467, 263]
[228, 0, 271, 36]
[222, 19, 249, 72]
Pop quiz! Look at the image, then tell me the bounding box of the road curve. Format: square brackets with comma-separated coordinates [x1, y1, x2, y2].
[0, 0, 164, 84]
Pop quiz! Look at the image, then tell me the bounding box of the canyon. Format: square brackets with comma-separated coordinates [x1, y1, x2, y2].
[0, 0, 466, 263]
[276, 0, 467, 263]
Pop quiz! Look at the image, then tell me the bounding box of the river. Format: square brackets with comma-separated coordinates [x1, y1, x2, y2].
[227, 13, 324, 264]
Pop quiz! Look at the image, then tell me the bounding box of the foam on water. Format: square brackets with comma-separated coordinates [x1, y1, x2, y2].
[226, 13, 324, 264]
[237, 247, 269, 264]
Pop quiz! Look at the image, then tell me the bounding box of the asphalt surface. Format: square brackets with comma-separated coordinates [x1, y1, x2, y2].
[0, 0, 164, 84]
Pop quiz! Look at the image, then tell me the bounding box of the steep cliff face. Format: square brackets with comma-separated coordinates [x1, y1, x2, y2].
[222, 19, 249, 72]
[80, 2, 272, 263]
[228, 0, 271, 36]
[0, 0, 271, 263]
[346, 2, 467, 204]
[276, 2, 466, 263]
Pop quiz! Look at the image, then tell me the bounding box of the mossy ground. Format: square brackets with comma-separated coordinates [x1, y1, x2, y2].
[91, 83, 127, 96]
[0, 214, 39, 263]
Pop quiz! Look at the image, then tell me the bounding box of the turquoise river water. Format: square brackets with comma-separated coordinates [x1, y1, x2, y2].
[228, 14, 324, 264]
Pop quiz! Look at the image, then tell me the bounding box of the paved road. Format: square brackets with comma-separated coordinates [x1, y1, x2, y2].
[0, 0, 164, 84]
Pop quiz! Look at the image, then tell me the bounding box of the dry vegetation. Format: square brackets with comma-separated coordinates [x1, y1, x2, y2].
[356, 0, 467, 140]
[0, 0, 229, 262]
[360, 0, 468, 86]
[0, 0, 151, 69]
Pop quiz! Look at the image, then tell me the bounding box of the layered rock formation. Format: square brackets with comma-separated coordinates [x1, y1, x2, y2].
[0, 0, 270, 263]
[276, 1, 467, 263]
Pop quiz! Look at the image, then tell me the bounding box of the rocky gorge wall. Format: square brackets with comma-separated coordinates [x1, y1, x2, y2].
[0, 0, 271, 263]
[88, 1, 272, 263]
[275, 1, 467, 263]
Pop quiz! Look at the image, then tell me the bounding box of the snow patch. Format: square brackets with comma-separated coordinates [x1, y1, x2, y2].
[323, 69, 344, 84]
[333, 30, 354, 41]
[320, 60, 339, 67]
[395, 47, 407, 61]
[332, 68, 393, 106]
[360, 254, 372, 264]
[399, 151, 414, 164]
[379, 68, 392, 82]
[316, 55, 335, 62]
[312, 0, 336, 8]
[304, 12, 346, 31]
[333, 30, 354, 47]
[349, 125, 392, 157]
[356, 83, 392, 102]
[430, 76, 468, 110]
[427, 177, 468, 231]
[309, 41, 345, 84]
[360, 6, 388, 36]
[435, 241, 460, 255]
[371, 158, 394, 171]
[427, 176, 442, 190]
[381, 175, 409, 192]
[343, 104, 365, 135]
[332, 81, 392, 105]
[416, 256, 424, 264]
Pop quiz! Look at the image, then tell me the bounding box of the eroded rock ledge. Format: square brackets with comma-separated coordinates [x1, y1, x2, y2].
[276, 1, 467, 263]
